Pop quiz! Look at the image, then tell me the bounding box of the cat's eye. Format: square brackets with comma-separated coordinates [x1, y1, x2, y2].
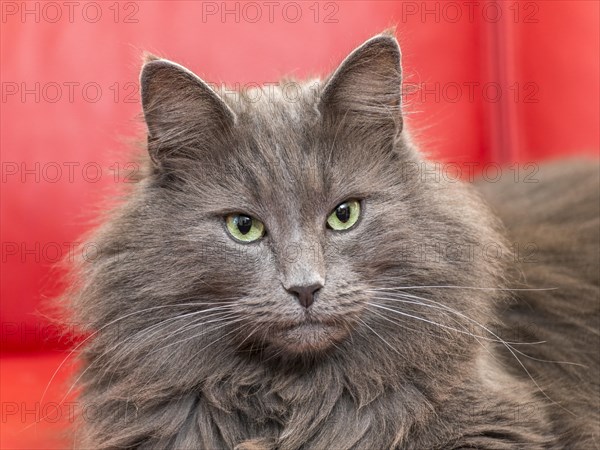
[225, 214, 265, 243]
[327, 199, 361, 231]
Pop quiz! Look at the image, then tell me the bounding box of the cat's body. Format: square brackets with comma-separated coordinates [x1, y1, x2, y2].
[65, 34, 599, 449]
[480, 161, 600, 448]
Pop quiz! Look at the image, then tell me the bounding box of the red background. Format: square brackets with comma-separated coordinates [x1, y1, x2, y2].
[1, 1, 599, 448]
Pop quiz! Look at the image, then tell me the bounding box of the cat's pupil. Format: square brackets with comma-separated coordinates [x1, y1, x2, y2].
[336, 204, 351, 223]
[237, 215, 252, 234]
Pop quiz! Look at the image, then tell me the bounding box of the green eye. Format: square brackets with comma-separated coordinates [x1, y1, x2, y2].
[327, 199, 361, 231]
[225, 214, 265, 243]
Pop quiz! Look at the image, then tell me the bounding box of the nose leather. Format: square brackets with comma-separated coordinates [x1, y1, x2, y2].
[286, 283, 323, 309]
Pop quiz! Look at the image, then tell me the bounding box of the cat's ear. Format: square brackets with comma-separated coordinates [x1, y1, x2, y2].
[318, 32, 402, 136]
[140, 54, 236, 166]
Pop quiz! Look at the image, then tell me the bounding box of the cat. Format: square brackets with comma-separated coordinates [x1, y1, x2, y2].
[63, 31, 599, 449]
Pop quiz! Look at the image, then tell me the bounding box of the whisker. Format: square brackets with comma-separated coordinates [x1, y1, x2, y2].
[133, 318, 246, 395]
[147, 315, 241, 356]
[370, 295, 546, 346]
[370, 296, 503, 364]
[35, 300, 239, 431]
[93, 307, 237, 383]
[367, 302, 483, 340]
[375, 292, 581, 364]
[101, 311, 238, 387]
[356, 317, 404, 358]
[38, 300, 237, 413]
[368, 285, 558, 292]
[370, 290, 578, 416]
[190, 320, 249, 358]
[364, 303, 446, 340]
[104, 305, 235, 357]
[233, 322, 263, 352]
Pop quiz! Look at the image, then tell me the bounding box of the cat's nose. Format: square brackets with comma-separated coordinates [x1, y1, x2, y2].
[286, 283, 323, 309]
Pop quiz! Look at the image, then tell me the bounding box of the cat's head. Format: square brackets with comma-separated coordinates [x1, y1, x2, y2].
[73, 33, 507, 378]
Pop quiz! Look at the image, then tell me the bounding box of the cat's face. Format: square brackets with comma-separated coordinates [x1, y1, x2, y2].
[138, 35, 415, 357]
[178, 106, 405, 356]
[79, 34, 504, 372]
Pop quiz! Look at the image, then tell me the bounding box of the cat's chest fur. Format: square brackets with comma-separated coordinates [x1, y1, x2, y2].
[171, 355, 552, 450]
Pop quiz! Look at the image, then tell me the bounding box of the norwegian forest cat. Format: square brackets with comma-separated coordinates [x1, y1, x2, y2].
[65, 32, 600, 448]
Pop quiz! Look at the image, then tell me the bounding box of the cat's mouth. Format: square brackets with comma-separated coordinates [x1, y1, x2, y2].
[269, 319, 348, 353]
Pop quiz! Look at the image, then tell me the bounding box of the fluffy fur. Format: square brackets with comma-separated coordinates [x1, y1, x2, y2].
[63, 33, 599, 448]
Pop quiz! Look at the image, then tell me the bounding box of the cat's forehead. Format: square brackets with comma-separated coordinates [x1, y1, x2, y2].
[218, 80, 329, 177]
[193, 81, 357, 220]
[192, 79, 395, 219]
[229, 87, 326, 201]
[224, 80, 322, 134]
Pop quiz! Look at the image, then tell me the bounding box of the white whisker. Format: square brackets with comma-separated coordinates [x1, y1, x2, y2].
[368, 289, 578, 416]
[368, 285, 558, 292]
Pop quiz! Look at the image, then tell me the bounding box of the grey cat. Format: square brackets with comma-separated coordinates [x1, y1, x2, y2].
[64, 32, 599, 448]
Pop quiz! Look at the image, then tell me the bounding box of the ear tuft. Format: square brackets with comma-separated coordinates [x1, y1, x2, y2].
[142, 51, 161, 64]
[379, 27, 397, 38]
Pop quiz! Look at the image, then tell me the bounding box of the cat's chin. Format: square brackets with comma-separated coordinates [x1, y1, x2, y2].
[269, 321, 348, 354]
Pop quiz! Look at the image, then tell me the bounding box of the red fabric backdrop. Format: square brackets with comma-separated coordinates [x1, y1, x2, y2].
[1, 1, 598, 448]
